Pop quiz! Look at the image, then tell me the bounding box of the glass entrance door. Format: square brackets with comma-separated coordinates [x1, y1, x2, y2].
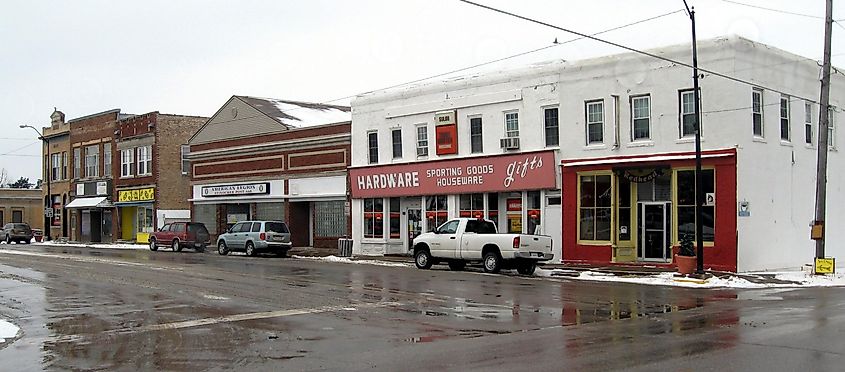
[407, 208, 421, 250]
[638, 202, 671, 261]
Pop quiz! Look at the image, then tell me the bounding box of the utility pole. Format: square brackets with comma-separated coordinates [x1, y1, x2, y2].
[683, 1, 705, 274]
[813, 0, 833, 265]
[20, 124, 52, 241]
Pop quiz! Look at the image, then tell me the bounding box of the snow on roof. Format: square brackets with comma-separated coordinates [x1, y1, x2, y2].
[238, 96, 351, 128]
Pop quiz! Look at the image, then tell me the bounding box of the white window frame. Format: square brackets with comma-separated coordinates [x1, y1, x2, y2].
[752, 88, 764, 137]
[829, 107, 836, 149]
[103, 142, 112, 178]
[631, 95, 651, 141]
[391, 128, 402, 159]
[543, 106, 559, 147]
[469, 115, 483, 153]
[504, 111, 519, 138]
[367, 131, 378, 164]
[680, 90, 697, 138]
[586, 100, 604, 145]
[51, 153, 61, 181]
[73, 147, 81, 179]
[121, 148, 134, 178]
[780, 95, 790, 141]
[137, 145, 152, 176]
[805, 101, 813, 145]
[84, 145, 99, 178]
[416, 124, 428, 157]
[181, 145, 190, 175]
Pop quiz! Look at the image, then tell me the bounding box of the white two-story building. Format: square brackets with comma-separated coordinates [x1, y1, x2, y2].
[349, 36, 843, 272]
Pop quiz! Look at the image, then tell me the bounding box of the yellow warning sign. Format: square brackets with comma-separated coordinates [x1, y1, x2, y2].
[815, 257, 835, 275]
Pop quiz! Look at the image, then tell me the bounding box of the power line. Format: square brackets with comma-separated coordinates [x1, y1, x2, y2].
[718, 0, 824, 19]
[279, 8, 684, 112]
[0, 141, 39, 157]
[458, 0, 822, 105]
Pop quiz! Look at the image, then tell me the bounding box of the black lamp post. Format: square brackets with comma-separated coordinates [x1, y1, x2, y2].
[682, 1, 705, 274]
[19, 124, 51, 241]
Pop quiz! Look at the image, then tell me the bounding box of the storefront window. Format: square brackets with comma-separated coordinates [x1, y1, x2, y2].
[506, 192, 522, 234]
[389, 197, 400, 239]
[676, 169, 715, 242]
[487, 193, 499, 227]
[579, 174, 612, 241]
[364, 198, 383, 238]
[618, 178, 631, 241]
[425, 195, 447, 232]
[136, 206, 154, 233]
[527, 191, 541, 235]
[459, 193, 484, 218]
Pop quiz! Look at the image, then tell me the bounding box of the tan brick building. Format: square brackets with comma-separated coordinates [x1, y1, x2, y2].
[0, 188, 43, 231]
[114, 112, 207, 243]
[188, 96, 351, 248]
[41, 109, 72, 239]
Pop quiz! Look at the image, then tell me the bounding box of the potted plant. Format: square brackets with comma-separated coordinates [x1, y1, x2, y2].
[675, 233, 697, 275]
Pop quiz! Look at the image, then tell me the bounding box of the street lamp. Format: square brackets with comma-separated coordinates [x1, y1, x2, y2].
[19, 124, 51, 241]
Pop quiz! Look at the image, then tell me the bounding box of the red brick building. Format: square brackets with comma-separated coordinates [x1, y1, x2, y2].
[113, 112, 207, 243]
[188, 96, 351, 248]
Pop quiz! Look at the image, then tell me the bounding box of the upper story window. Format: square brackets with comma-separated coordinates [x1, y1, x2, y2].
[544, 107, 559, 147]
[84, 145, 98, 178]
[631, 95, 651, 141]
[829, 107, 836, 149]
[780, 95, 790, 141]
[61, 152, 67, 180]
[103, 143, 112, 178]
[680, 89, 697, 137]
[585, 100, 604, 145]
[181, 145, 190, 175]
[121, 148, 134, 178]
[752, 88, 764, 137]
[470, 117, 483, 153]
[367, 131, 378, 164]
[391, 129, 402, 159]
[137, 145, 152, 176]
[805, 101, 813, 145]
[73, 147, 81, 179]
[416, 125, 428, 157]
[51, 153, 61, 181]
[504, 111, 519, 138]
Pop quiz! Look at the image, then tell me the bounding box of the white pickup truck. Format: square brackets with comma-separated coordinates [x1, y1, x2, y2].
[412, 218, 554, 275]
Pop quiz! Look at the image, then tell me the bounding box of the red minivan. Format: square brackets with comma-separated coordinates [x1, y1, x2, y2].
[149, 222, 210, 252]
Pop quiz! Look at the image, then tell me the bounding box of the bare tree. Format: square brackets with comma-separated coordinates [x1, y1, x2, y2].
[0, 168, 7, 187]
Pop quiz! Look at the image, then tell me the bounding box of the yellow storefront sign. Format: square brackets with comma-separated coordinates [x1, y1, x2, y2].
[118, 187, 155, 202]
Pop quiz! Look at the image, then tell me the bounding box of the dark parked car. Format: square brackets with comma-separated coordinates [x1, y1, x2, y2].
[2, 223, 32, 244]
[149, 222, 210, 252]
[217, 221, 292, 257]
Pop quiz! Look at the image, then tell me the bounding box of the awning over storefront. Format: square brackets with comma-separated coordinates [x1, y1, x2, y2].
[561, 149, 735, 168]
[65, 196, 113, 209]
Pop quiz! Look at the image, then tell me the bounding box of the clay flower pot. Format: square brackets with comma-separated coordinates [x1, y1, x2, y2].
[675, 254, 697, 275]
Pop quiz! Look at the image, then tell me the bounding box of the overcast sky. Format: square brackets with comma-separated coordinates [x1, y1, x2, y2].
[1, 0, 841, 183]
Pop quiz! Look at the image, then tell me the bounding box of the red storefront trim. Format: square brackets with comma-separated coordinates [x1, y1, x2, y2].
[561, 148, 738, 272]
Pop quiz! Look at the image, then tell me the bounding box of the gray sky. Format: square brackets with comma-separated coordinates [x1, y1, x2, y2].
[1, 0, 841, 184]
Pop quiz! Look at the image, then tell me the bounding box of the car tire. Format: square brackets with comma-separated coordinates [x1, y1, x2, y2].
[483, 251, 502, 274]
[245, 242, 256, 257]
[149, 238, 158, 251]
[448, 260, 466, 271]
[172, 239, 183, 252]
[277, 249, 289, 258]
[516, 262, 537, 275]
[217, 241, 229, 255]
[414, 249, 433, 270]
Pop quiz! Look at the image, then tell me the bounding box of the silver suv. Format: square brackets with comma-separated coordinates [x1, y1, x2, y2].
[2, 223, 33, 244]
[216, 221, 292, 257]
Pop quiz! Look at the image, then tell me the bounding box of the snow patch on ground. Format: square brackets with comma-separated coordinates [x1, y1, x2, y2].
[292, 255, 411, 268]
[202, 294, 229, 301]
[32, 242, 148, 250]
[0, 319, 20, 342]
[535, 268, 845, 288]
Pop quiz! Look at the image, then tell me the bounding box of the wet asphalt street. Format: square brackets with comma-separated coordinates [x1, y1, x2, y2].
[0, 244, 843, 371]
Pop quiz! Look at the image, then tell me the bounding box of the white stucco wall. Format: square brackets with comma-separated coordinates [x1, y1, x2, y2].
[351, 36, 844, 270]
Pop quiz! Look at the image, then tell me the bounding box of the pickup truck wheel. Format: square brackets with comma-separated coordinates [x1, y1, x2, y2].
[149, 238, 158, 251]
[414, 249, 433, 269]
[172, 239, 183, 252]
[217, 241, 229, 255]
[245, 242, 256, 257]
[448, 260, 466, 271]
[516, 262, 537, 275]
[483, 251, 502, 274]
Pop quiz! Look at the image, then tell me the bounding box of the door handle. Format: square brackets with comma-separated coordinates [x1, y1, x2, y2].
[450, 237, 456, 240]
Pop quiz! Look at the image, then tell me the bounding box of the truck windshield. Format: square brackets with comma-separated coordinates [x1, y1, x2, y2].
[465, 220, 496, 234]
